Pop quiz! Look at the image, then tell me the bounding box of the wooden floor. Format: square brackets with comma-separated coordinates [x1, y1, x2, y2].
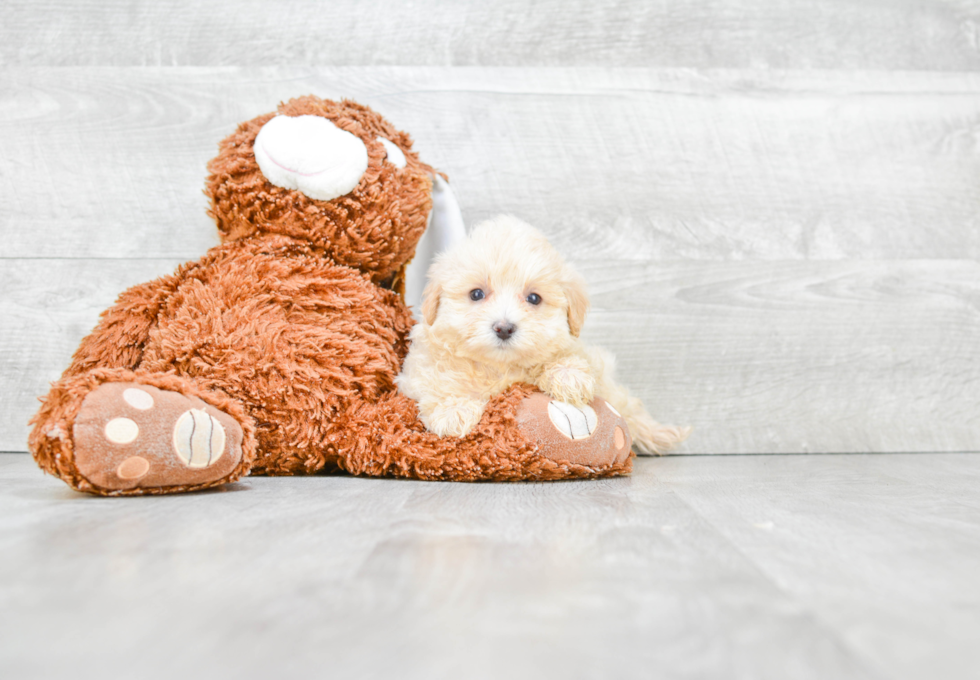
[3, 452, 980, 680]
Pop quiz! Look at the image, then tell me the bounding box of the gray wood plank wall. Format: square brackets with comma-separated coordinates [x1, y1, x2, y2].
[1, 2, 978, 454]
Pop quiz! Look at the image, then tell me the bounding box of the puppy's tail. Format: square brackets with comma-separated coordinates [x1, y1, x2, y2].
[588, 347, 692, 455]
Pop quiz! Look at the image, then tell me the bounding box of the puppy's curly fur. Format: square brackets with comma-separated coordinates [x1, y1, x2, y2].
[397, 215, 689, 454]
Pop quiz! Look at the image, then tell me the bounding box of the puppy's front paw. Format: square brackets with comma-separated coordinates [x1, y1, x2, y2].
[422, 399, 486, 438]
[542, 363, 596, 407]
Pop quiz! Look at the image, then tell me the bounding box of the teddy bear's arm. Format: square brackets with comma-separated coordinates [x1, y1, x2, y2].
[64, 273, 181, 378]
[337, 385, 633, 482]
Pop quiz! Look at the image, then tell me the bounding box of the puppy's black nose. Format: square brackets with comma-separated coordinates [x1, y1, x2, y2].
[493, 321, 517, 341]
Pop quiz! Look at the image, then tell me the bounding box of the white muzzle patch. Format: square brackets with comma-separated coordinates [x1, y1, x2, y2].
[548, 401, 599, 440]
[254, 114, 368, 202]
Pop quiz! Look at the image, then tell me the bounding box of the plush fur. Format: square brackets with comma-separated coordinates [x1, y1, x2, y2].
[28, 97, 635, 496]
[206, 98, 434, 291]
[398, 216, 690, 454]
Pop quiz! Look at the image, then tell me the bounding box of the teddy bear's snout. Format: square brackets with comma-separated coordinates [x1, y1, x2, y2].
[254, 114, 368, 202]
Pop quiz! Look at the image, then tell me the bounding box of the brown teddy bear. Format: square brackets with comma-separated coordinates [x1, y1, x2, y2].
[28, 96, 634, 496]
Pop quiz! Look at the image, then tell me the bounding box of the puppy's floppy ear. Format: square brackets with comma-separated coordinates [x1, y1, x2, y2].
[563, 267, 590, 337]
[421, 279, 442, 326]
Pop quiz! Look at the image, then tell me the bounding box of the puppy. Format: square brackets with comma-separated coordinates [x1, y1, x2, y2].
[396, 215, 690, 454]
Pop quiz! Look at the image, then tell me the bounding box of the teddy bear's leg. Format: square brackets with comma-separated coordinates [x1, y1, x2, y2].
[30, 368, 256, 496]
[336, 385, 633, 482]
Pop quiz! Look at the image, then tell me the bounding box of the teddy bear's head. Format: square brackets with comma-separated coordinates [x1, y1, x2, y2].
[205, 96, 436, 288]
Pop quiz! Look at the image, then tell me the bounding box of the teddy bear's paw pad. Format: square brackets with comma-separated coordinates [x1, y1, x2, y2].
[72, 382, 243, 492]
[517, 393, 631, 468]
[172, 409, 226, 468]
[547, 401, 598, 440]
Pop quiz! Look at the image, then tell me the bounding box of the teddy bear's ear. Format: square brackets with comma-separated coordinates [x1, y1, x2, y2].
[421, 279, 442, 326]
[406, 174, 466, 313]
[563, 268, 590, 337]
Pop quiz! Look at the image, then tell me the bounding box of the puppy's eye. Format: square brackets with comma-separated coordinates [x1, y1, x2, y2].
[526, 293, 542, 305]
[469, 289, 485, 301]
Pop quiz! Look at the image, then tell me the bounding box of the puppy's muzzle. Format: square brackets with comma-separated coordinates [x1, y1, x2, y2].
[492, 321, 517, 341]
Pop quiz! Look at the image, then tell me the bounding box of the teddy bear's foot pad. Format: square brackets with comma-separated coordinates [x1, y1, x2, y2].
[517, 393, 632, 469]
[73, 382, 244, 491]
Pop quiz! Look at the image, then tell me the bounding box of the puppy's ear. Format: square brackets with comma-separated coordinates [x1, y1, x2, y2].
[421, 279, 442, 326]
[563, 268, 590, 337]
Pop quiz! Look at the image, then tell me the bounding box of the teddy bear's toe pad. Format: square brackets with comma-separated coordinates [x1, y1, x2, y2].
[516, 393, 632, 468]
[547, 401, 598, 439]
[73, 383, 243, 492]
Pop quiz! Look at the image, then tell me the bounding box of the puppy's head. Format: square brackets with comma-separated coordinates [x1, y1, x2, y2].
[421, 216, 589, 366]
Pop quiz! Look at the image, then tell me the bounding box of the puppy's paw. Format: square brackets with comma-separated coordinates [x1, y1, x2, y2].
[422, 399, 487, 438]
[541, 362, 596, 407]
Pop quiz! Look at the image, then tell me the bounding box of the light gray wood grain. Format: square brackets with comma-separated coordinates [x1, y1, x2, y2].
[663, 453, 980, 680]
[3, 258, 977, 454]
[2, 0, 979, 70]
[2, 67, 979, 261]
[1, 258, 187, 452]
[576, 258, 980, 455]
[3, 452, 979, 679]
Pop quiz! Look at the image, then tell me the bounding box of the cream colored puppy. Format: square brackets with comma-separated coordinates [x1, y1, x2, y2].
[397, 215, 689, 454]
